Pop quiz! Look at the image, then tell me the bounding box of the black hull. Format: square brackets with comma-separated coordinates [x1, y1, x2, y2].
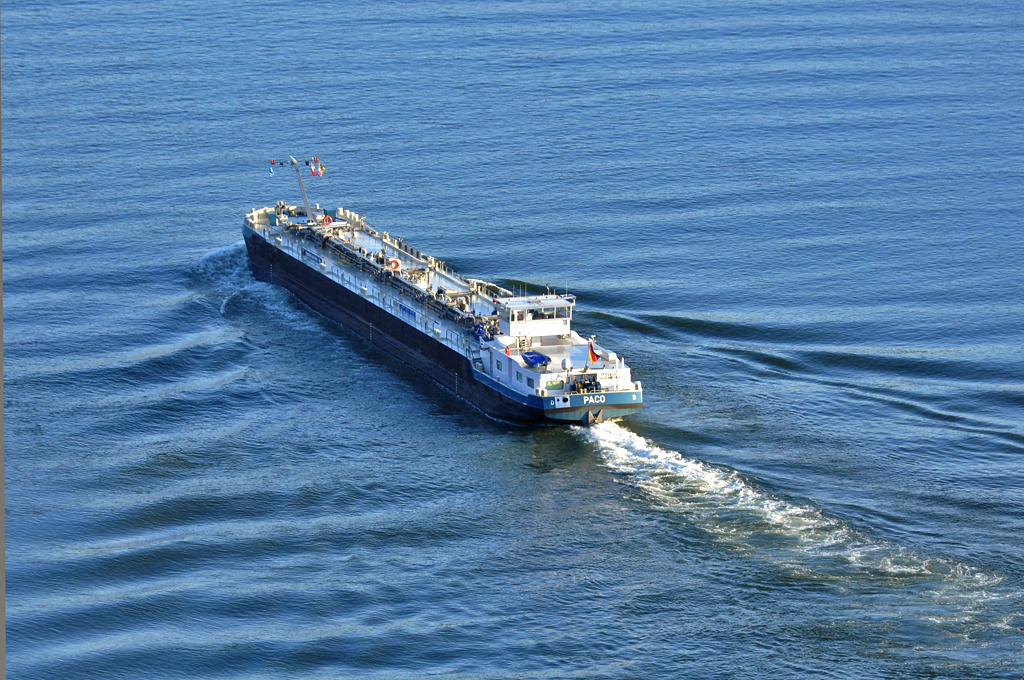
[244, 232, 549, 422]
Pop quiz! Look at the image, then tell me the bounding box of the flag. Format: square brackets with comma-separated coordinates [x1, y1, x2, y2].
[268, 164, 274, 176]
[311, 164, 316, 176]
[318, 162, 325, 176]
[588, 343, 599, 364]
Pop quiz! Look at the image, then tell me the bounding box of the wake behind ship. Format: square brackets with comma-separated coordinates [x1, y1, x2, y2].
[243, 157, 643, 424]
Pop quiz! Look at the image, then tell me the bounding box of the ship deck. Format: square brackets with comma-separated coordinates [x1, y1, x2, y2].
[318, 219, 503, 317]
[246, 201, 641, 413]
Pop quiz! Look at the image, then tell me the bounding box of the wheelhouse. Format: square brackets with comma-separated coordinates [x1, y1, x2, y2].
[497, 295, 575, 338]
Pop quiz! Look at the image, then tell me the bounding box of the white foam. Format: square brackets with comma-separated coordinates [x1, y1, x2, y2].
[190, 242, 320, 329]
[578, 422, 1001, 591]
[191, 241, 252, 294]
[580, 422, 838, 541]
[197, 239, 246, 264]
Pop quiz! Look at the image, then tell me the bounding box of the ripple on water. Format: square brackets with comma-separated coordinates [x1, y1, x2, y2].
[578, 421, 1021, 659]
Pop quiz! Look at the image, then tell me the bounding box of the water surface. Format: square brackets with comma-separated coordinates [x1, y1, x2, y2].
[4, 0, 1023, 677]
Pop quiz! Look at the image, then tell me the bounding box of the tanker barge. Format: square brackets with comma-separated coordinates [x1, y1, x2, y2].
[243, 157, 643, 424]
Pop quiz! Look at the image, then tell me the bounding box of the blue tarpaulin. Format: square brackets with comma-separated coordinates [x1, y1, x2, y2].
[521, 351, 550, 367]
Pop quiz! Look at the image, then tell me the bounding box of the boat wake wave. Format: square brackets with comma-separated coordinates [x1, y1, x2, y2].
[190, 240, 257, 296]
[188, 241, 321, 330]
[578, 423, 1005, 592]
[577, 423, 1024, 659]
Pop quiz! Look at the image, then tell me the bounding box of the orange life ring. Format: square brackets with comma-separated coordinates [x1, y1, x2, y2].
[505, 346, 511, 356]
[388, 258, 402, 271]
[323, 215, 333, 225]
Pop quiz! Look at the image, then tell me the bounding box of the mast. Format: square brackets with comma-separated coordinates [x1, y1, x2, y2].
[291, 157, 315, 223]
[270, 156, 322, 224]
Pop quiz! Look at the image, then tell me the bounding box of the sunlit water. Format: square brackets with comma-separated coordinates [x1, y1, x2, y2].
[4, 0, 1023, 677]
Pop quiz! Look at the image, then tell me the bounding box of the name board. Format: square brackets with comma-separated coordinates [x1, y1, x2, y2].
[397, 302, 417, 320]
[301, 248, 324, 265]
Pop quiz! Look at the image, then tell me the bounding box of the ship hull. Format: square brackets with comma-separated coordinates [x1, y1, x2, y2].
[243, 230, 642, 424]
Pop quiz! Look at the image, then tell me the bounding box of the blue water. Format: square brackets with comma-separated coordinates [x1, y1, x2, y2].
[4, 0, 1024, 677]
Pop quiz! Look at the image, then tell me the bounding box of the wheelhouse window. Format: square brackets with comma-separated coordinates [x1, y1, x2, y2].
[516, 371, 523, 382]
[527, 377, 535, 388]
